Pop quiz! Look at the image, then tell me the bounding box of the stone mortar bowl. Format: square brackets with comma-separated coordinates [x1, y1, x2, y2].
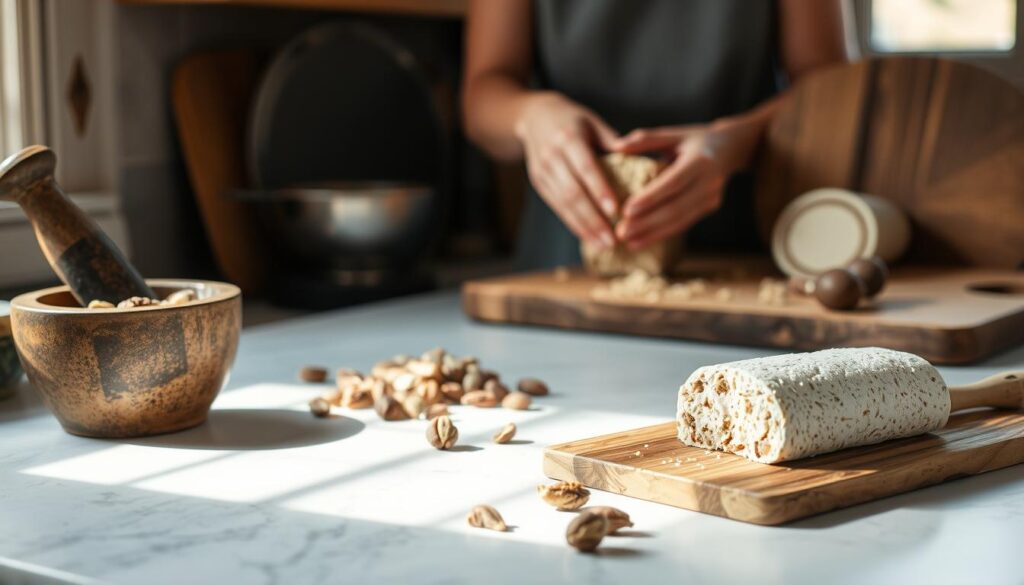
[9, 279, 241, 438]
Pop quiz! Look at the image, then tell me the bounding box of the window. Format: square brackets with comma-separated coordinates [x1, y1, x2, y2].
[871, 0, 1017, 53]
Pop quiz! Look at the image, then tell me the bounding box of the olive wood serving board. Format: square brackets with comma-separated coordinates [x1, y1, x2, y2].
[461, 260, 1024, 364]
[543, 410, 1024, 525]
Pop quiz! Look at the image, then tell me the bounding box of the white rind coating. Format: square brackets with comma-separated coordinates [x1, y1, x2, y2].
[676, 348, 950, 463]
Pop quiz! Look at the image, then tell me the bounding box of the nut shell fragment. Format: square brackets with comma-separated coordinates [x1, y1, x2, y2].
[466, 505, 507, 532]
[538, 481, 590, 511]
[584, 506, 633, 533]
[492, 422, 517, 444]
[566, 511, 607, 552]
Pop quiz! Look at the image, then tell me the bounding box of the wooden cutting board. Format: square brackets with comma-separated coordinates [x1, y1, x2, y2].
[543, 410, 1024, 525]
[756, 57, 1024, 268]
[461, 259, 1024, 364]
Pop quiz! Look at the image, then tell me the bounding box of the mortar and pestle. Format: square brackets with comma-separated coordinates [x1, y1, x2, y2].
[1, 146, 241, 437]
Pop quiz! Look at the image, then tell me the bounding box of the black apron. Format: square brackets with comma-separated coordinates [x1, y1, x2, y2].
[518, 0, 780, 269]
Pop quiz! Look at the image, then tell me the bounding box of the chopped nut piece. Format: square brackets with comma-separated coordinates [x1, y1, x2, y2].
[440, 381, 465, 402]
[483, 379, 509, 401]
[401, 393, 425, 419]
[501, 392, 532, 410]
[421, 347, 445, 365]
[466, 505, 507, 532]
[309, 397, 331, 418]
[415, 379, 442, 406]
[566, 511, 608, 552]
[374, 395, 409, 421]
[425, 403, 449, 420]
[492, 422, 517, 444]
[299, 366, 328, 383]
[87, 299, 115, 309]
[163, 289, 197, 306]
[462, 370, 484, 392]
[407, 359, 442, 380]
[426, 415, 459, 449]
[321, 389, 344, 406]
[538, 481, 590, 510]
[342, 386, 374, 409]
[517, 378, 549, 396]
[117, 296, 161, 309]
[584, 506, 633, 534]
[392, 373, 417, 393]
[461, 390, 499, 408]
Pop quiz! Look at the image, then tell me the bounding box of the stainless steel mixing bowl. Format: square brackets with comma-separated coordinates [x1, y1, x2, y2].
[239, 182, 437, 270]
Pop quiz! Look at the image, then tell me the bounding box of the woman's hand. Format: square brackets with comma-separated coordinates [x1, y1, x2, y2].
[515, 92, 620, 249]
[610, 124, 731, 250]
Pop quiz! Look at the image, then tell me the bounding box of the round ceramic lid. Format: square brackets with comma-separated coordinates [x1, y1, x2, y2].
[771, 188, 878, 279]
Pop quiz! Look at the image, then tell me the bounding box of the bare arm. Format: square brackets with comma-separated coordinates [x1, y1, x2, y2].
[461, 0, 534, 160]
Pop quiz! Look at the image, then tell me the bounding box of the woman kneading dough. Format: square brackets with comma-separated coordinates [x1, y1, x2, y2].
[462, 0, 846, 269]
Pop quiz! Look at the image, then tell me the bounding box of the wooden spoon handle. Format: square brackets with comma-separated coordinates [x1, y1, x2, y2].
[949, 372, 1024, 412]
[0, 146, 155, 305]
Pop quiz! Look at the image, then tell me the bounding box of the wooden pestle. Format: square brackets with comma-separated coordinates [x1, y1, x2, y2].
[0, 145, 155, 305]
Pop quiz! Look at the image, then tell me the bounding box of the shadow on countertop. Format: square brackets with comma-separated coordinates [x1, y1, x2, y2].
[124, 408, 364, 450]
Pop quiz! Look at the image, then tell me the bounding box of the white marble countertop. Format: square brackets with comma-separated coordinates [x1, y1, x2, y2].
[1, 292, 1022, 585]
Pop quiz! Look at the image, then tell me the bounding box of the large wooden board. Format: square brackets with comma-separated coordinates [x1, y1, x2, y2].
[543, 410, 1024, 525]
[757, 57, 1024, 268]
[462, 261, 1024, 364]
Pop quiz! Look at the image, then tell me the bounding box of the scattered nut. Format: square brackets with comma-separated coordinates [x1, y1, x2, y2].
[538, 481, 590, 511]
[501, 392, 532, 410]
[391, 354, 411, 366]
[342, 386, 374, 409]
[392, 372, 417, 393]
[421, 347, 445, 365]
[425, 403, 449, 419]
[466, 505, 507, 532]
[492, 422, 517, 444]
[847, 256, 888, 298]
[87, 299, 115, 309]
[440, 381, 465, 402]
[375, 395, 409, 421]
[309, 397, 331, 418]
[462, 370, 484, 391]
[584, 506, 633, 534]
[566, 511, 608, 552]
[815, 268, 865, 311]
[461, 390, 499, 408]
[415, 379, 442, 406]
[162, 289, 197, 306]
[299, 366, 329, 383]
[426, 414, 459, 450]
[483, 379, 509, 401]
[517, 378, 549, 396]
[117, 296, 161, 309]
[400, 393, 425, 419]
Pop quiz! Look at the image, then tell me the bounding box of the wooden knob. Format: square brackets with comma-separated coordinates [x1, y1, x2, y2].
[0, 145, 155, 305]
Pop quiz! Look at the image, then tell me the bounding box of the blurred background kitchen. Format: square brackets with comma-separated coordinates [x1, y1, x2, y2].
[0, 0, 1020, 326]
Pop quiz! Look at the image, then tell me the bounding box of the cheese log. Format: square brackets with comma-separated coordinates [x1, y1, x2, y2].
[580, 153, 678, 276]
[676, 348, 949, 463]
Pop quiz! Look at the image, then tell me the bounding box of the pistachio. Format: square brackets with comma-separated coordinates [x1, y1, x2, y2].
[483, 379, 509, 401]
[461, 390, 499, 408]
[421, 347, 446, 365]
[407, 359, 442, 380]
[321, 389, 345, 406]
[299, 366, 329, 383]
[401, 393, 425, 419]
[342, 386, 374, 409]
[492, 422, 516, 444]
[426, 415, 459, 449]
[538, 481, 590, 510]
[425, 403, 449, 420]
[86, 299, 115, 309]
[415, 379, 442, 406]
[440, 381, 465, 403]
[375, 395, 409, 421]
[462, 370, 484, 391]
[309, 397, 331, 418]
[392, 372, 417, 393]
[566, 511, 608, 552]
[466, 505, 507, 532]
[517, 378, 549, 396]
[501, 391, 532, 410]
[584, 506, 633, 533]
